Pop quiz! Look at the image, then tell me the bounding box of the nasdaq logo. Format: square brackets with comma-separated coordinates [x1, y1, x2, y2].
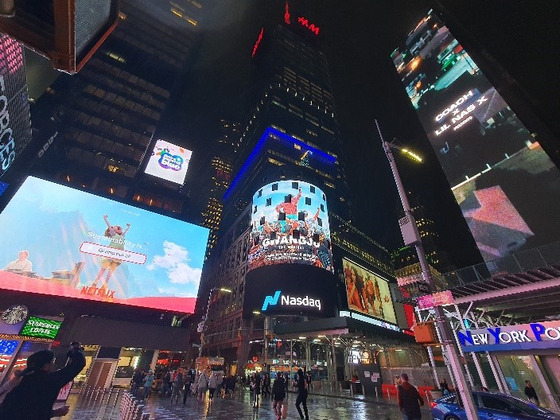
[261, 290, 322, 312]
[262, 290, 281, 311]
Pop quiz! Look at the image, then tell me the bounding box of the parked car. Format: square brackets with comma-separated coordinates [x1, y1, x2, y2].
[431, 391, 560, 420]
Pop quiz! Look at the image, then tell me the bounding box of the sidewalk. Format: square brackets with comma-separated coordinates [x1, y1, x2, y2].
[60, 386, 433, 419]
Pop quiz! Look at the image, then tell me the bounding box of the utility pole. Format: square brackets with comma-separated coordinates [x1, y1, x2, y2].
[376, 120, 479, 420]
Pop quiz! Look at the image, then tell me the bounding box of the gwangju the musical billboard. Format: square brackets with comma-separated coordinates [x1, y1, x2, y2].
[248, 180, 333, 272]
[0, 177, 209, 313]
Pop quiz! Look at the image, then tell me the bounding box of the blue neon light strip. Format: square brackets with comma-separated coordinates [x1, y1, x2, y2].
[225, 127, 337, 199]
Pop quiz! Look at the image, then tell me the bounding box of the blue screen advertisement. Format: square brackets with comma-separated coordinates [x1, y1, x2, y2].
[392, 11, 560, 261]
[0, 177, 209, 313]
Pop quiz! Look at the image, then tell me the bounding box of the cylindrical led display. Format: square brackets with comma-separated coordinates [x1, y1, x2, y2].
[248, 180, 333, 273]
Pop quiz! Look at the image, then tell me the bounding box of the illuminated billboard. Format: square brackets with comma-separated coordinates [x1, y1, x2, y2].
[248, 180, 333, 272]
[0, 35, 32, 178]
[0, 177, 209, 313]
[20, 316, 62, 340]
[392, 11, 560, 261]
[144, 139, 192, 185]
[342, 258, 397, 325]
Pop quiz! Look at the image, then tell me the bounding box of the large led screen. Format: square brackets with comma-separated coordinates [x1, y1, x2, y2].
[0, 35, 32, 178]
[144, 139, 192, 185]
[248, 180, 333, 273]
[0, 177, 209, 313]
[392, 11, 560, 261]
[342, 258, 397, 325]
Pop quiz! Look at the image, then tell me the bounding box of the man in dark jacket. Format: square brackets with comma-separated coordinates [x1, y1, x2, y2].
[397, 373, 424, 420]
[272, 373, 286, 420]
[0, 342, 86, 420]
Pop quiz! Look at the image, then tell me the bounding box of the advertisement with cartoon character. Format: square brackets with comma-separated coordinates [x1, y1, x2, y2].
[144, 139, 192, 185]
[0, 177, 209, 313]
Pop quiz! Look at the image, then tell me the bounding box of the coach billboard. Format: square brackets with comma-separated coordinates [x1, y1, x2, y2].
[248, 180, 333, 272]
[0, 177, 209, 313]
[392, 11, 560, 261]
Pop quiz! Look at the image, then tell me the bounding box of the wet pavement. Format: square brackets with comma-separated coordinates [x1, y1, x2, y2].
[62, 388, 433, 419]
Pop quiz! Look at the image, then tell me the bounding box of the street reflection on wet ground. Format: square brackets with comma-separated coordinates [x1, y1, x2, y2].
[65, 388, 433, 419]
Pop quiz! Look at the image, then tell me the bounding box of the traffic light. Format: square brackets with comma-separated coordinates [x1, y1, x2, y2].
[0, 0, 119, 74]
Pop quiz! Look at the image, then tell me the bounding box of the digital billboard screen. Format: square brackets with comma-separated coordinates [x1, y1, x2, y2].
[248, 180, 333, 273]
[342, 258, 397, 325]
[392, 11, 560, 261]
[144, 139, 192, 185]
[20, 316, 62, 340]
[0, 35, 32, 178]
[0, 177, 209, 313]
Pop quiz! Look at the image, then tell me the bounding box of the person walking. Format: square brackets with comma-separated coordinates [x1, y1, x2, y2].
[183, 369, 195, 404]
[0, 342, 86, 420]
[197, 369, 209, 402]
[294, 369, 309, 420]
[524, 380, 540, 405]
[131, 369, 144, 398]
[272, 372, 286, 420]
[142, 370, 155, 400]
[397, 373, 424, 420]
[208, 370, 218, 401]
[171, 369, 184, 404]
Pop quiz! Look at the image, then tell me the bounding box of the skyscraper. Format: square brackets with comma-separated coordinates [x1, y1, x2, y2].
[28, 0, 205, 218]
[198, 3, 413, 379]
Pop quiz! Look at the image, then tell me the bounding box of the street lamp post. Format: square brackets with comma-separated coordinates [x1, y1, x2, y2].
[198, 287, 232, 363]
[376, 120, 479, 420]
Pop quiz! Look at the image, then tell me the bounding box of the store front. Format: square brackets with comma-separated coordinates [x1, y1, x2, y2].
[459, 319, 560, 411]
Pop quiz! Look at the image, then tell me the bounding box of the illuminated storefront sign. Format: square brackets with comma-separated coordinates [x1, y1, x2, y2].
[458, 320, 560, 352]
[417, 290, 454, 309]
[261, 290, 322, 312]
[20, 316, 62, 339]
[248, 180, 333, 273]
[0, 177, 209, 313]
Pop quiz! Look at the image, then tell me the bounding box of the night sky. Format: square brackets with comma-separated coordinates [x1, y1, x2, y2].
[16, 0, 548, 270]
[156, 0, 560, 269]
[159, 0, 552, 269]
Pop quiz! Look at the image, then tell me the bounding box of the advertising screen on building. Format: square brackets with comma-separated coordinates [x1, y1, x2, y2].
[248, 180, 333, 273]
[20, 316, 62, 340]
[392, 11, 560, 261]
[0, 177, 209, 313]
[0, 35, 32, 179]
[144, 139, 192, 185]
[342, 258, 397, 325]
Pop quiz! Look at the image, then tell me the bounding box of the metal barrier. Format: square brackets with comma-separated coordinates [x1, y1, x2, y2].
[119, 391, 151, 420]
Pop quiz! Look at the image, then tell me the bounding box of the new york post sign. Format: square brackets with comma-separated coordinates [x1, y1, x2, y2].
[458, 320, 560, 352]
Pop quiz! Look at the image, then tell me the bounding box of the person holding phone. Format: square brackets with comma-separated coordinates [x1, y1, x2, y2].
[0, 342, 86, 419]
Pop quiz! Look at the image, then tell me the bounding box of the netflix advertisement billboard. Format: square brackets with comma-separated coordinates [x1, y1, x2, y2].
[0, 177, 209, 313]
[392, 11, 560, 261]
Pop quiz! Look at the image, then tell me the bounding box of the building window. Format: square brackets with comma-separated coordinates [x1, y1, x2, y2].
[292, 181, 298, 189]
[258, 189, 263, 197]
[266, 198, 272, 206]
[305, 197, 311, 205]
[284, 194, 292, 203]
[272, 183, 278, 191]
[310, 185, 316, 193]
[298, 211, 306, 221]
[320, 204, 325, 212]
[253, 205, 257, 214]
